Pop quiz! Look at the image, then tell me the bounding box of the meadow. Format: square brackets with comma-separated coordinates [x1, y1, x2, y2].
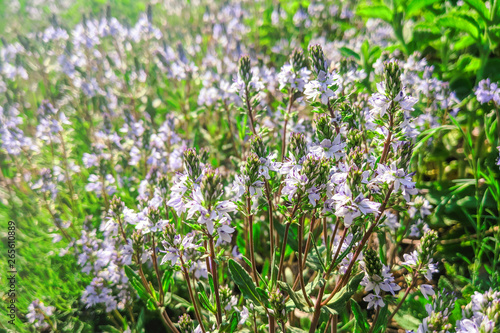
[0, 0, 500, 332]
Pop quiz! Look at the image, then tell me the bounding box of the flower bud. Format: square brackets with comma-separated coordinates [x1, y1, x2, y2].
[110, 196, 124, 216]
[245, 152, 261, 185]
[419, 229, 438, 263]
[288, 132, 307, 161]
[397, 141, 413, 170]
[238, 55, 253, 84]
[383, 60, 402, 100]
[315, 116, 335, 141]
[290, 48, 307, 71]
[427, 311, 453, 331]
[269, 289, 287, 322]
[148, 207, 161, 224]
[302, 155, 329, 187]
[183, 148, 204, 182]
[250, 135, 267, 158]
[220, 285, 232, 307]
[309, 44, 327, 76]
[159, 175, 169, 192]
[363, 248, 382, 277]
[346, 129, 363, 149]
[178, 313, 193, 333]
[200, 167, 223, 208]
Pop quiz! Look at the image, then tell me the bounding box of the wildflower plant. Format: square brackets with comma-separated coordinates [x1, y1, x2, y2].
[0, 1, 500, 333]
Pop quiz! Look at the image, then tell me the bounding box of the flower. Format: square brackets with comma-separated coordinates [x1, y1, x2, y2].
[304, 70, 339, 104]
[363, 293, 385, 309]
[330, 184, 380, 226]
[420, 284, 435, 300]
[277, 63, 311, 92]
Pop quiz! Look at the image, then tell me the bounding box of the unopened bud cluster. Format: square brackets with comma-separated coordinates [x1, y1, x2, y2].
[315, 116, 335, 142]
[383, 61, 403, 100]
[245, 153, 262, 186]
[290, 48, 307, 71]
[178, 313, 193, 333]
[419, 229, 438, 264]
[301, 155, 330, 188]
[238, 55, 252, 84]
[250, 135, 267, 158]
[269, 289, 287, 322]
[289, 132, 307, 161]
[309, 44, 327, 76]
[364, 248, 382, 277]
[183, 148, 208, 182]
[110, 196, 124, 216]
[201, 167, 223, 208]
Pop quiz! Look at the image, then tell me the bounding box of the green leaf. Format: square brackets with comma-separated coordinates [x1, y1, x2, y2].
[437, 15, 480, 40]
[124, 265, 154, 307]
[351, 300, 370, 333]
[228, 259, 261, 304]
[357, 5, 393, 22]
[324, 272, 365, 315]
[197, 281, 216, 313]
[464, 0, 490, 22]
[136, 308, 146, 333]
[406, 0, 440, 17]
[339, 47, 360, 61]
[161, 269, 174, 294]
[277, 281, 313, 312]
[489, 25, 500, 42]
[274, 221, 299, 252]
[220, 311, 240, 333]
[99, 325, 122, 333]
[208, 272, 215, 296]
[287, 328, 308, 333]
[198, 291, 216, 312]
[269, 247, 279, 289]
[373, 305, 390, 333]
[393, 310, 421, 330]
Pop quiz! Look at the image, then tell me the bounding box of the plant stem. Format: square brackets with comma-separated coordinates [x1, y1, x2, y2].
[387, 272, 417, 324]
[247, 195, 260, 284]
[281, 92, 294, 161]
[277, 222, 291, 281]
[244, 84, 257, 135]
[208, 235, 223, 326]
[264, 180, 276, 268]
[298, 216, 313, 307]
[180, 256, 206, 333]
[151, 234, 165, 305]
[368, 306, 380, 333]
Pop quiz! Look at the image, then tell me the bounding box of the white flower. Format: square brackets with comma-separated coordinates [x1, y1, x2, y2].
[401, 250, 418, 266]
[363, 293, 385, 309]
[304, 70, 339, 104]
[420, 284, 434, 300]
[309, 136, 345, 160]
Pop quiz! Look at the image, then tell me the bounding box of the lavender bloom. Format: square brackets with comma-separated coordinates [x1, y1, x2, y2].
[330, 184, 380, 226]
[304, 70, 340, 104]
[277, 62, 311, 92]
[475, 79, 500, 104]
[26, 300, 55, 330]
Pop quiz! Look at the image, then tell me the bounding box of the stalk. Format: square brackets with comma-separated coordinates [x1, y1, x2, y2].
[208, 235, 223, 326]
[151, 234, 165, 305]
[387, 270, 418, 324]
[244, 84, 257, 135]
[281, 92, 295, 161]
[298, 216, 313, 307]
[180, 256, 206, 333]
